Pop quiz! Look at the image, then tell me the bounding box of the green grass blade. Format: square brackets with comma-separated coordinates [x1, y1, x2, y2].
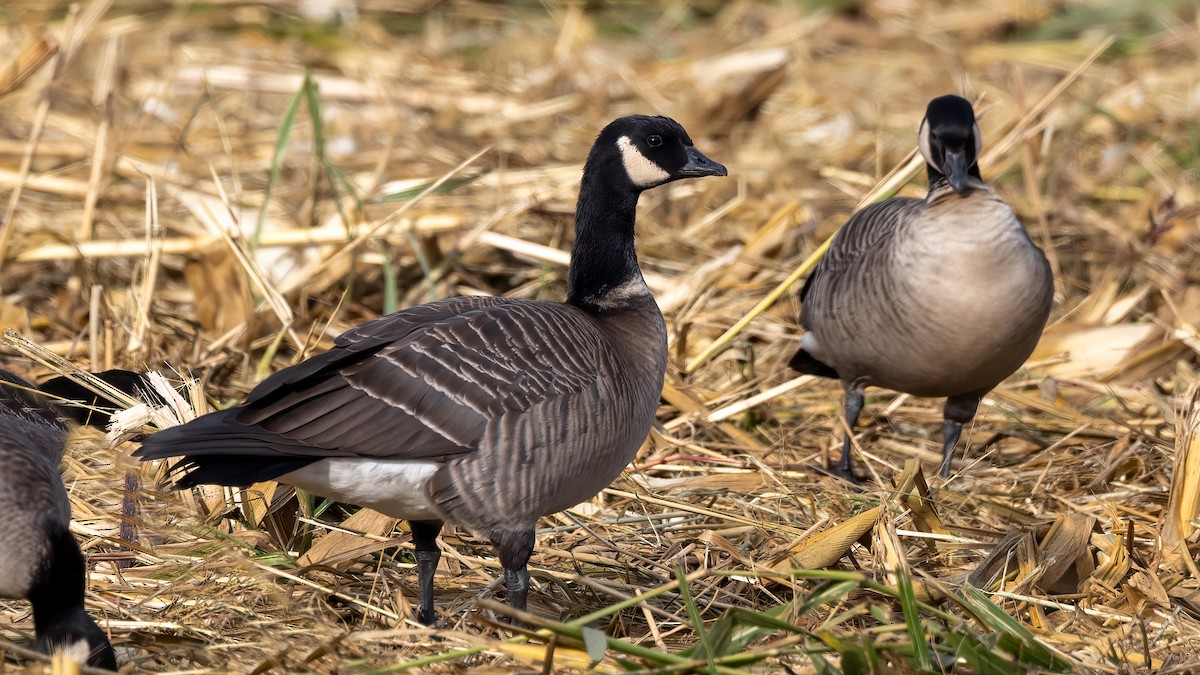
[809, 652, 840, 675]
[798, 580, 860, 615]
[676, 566, 717, 673]
[253, 77, 305, 251]
[368, 174, 484, 203]
[375, 240, 398, 314]
[894, 564, 932, 671]
[302, 72, 362, 231]
[940, 630, 1023, 675]
[580, 626, 608, 666]
[958, 585, 1074, 671]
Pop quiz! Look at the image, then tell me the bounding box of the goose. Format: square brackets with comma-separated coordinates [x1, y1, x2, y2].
[791, 95, 1053, 480]
[133, 115, 727, 625]
[0, 369, 124, 669]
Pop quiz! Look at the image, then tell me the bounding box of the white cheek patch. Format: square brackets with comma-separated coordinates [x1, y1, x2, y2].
[616, 136, 670, 187]
[917, 118, 936, 171]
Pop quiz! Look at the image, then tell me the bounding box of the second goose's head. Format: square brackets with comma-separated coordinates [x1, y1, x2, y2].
[918, 95, 988, 196]
[589, 115, 727, 192]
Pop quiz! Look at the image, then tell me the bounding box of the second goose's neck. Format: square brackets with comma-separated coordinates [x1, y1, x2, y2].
[28, 527, 88, 644]
[566, 173, 647, 311]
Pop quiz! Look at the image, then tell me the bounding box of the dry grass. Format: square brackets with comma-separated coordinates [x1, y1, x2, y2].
[2, 0, 1200, 672]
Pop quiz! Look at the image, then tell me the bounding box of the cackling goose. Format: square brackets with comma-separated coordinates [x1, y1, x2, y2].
[134, 115, 727, 624]
[791, 95, 1053, 480]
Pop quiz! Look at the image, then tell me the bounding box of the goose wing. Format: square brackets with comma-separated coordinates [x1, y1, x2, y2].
[799, 197, 924, 307]
[136, 296, 609, 469]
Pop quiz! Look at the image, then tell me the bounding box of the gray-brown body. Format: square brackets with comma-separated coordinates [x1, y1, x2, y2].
[0, 370, 118, 668]
[0, 416, 71, 599]
[428, 293, 667, 532]
[801, 186, 1053, 398]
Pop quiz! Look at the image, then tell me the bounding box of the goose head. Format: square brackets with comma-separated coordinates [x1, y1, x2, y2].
[918, 95, 988, 196]
[37, 611, 117, 670]
[590, 115, 727, 191]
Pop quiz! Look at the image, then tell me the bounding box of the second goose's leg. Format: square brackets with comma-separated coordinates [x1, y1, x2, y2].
[411, 519, 443, 626]
[834, 387, 865, 482]
[492, 528, 536, 619]
[940, 394, 982, 478]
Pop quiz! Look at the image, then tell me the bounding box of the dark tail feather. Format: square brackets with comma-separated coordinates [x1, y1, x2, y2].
[135, 408, 321, 487]
[788, 348, 840, 379]
[170, 456, 319, 488]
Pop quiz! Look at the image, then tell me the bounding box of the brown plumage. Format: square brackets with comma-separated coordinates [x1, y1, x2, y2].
[791, 95, 1054, 480]
[134, 115, 727, 624]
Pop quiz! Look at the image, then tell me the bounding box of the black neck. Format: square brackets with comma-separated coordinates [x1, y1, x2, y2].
[28, 526, 87, 640]
[566, 161, 643, 310]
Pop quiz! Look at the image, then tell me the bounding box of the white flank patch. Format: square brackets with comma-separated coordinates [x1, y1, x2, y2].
[616, 136, 670, 187]
[800, 331, 827, 362]
[279, 458, 441, 520]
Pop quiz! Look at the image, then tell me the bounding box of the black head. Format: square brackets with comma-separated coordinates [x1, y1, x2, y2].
[589, 115, 727, 191]
[918, 95, 987, 196]
[38, 369, 151, 430]
[36, 611, 118, 670]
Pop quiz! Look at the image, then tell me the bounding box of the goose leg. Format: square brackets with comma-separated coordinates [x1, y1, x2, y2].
[492, 528, 536, 621]
[834, 387, 865, 482]
[940, 395, 981, 478]
[411, 519, 443, 626]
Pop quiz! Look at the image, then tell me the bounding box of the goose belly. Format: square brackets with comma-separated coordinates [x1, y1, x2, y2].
[436, 370, 664, 534]
[817, 243, 1051, 397]
[860, 309, 1046, 397]
[279, 458, 442, 521]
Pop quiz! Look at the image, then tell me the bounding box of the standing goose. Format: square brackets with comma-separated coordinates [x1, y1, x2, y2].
[791, 95, 1053, 480]
[0, 369, 122, 669]
[133, 115, 727, 624]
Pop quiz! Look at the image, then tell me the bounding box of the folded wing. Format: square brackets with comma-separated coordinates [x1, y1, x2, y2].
[135, 296, 609, 486]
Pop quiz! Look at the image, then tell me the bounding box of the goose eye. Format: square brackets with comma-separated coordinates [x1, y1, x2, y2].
[646, 135, 663, 148]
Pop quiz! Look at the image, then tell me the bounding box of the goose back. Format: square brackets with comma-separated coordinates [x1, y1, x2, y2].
[0, 372, 72, 599]
[800, 186, 1052, 397]
[0, 417, 71, 599]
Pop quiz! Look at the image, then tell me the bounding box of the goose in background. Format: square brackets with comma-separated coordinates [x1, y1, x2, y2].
[791, 95, 1053, 480]
[134, 115, 727, 625]
[0, 368, 128, 669]
[38, 368, 154, 429]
